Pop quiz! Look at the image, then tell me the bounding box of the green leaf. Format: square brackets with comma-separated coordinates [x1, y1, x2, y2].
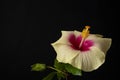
[31, 63, 46, 71]
[54, 59, 82, 76]
[42, 72, 56, 80]
[65, 64, 82, 76]
[54, 59, 65, 71]
[57, 72, 66, 80]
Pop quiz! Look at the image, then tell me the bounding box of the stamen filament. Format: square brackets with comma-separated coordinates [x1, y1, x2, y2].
[79, 38, 84, 48]
[79, 26, 90, 48]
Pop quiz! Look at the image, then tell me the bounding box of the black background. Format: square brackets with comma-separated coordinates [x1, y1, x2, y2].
[2, 0, 118, 80]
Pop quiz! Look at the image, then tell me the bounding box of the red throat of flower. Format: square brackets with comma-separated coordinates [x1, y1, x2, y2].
[69, 26, 93, 51]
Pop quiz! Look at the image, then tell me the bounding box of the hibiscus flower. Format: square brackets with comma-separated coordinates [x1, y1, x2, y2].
[51, 26, 112, 72]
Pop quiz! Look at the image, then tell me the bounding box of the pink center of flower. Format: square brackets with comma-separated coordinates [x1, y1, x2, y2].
[69, 34, 94, 51]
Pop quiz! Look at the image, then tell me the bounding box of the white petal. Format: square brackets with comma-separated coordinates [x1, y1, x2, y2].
[51, 31, 74, 45]
[51, 44, 80, 64]
[74, 30, 82, 37]
[86, 34, 112, 54]
[70, 52, 83, 70]
[82, 47, 105, 71]
[94, 34, 103, 37]
[72, 47, 105, 72]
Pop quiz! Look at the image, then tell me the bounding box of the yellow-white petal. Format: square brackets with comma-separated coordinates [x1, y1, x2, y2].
[51, 44, 80, 64]
[71, 46, 105, 72]
[73, 30, 82, 37]
[51, 31, 74, 45]
[86, 34, 112, 54]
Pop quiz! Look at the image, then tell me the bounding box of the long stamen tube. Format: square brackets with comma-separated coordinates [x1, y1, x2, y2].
[79, 26, 90, 48]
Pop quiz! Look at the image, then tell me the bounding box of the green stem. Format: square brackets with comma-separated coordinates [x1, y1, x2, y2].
[47, 66, 68, 80]
[47, 66, 66, 75]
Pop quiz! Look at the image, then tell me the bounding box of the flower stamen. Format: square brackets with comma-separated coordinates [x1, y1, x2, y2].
[79, 26, 90, 48]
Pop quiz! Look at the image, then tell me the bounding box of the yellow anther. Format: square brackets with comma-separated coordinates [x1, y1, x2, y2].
[81, 26, 90, 39]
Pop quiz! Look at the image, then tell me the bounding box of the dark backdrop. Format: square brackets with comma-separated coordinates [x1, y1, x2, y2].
[2, 0, 118, 80]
